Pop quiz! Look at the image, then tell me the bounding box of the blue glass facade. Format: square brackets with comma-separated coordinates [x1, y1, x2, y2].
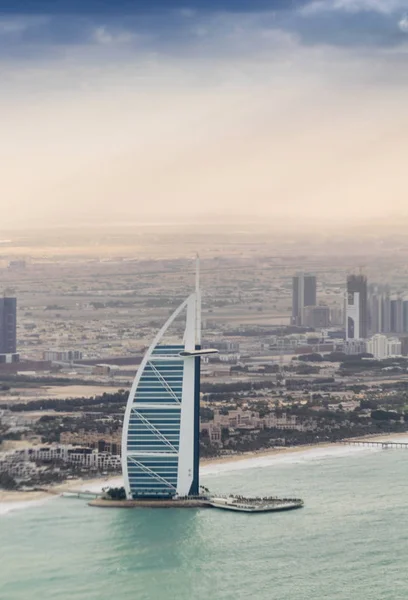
[126, 345, 185, 499]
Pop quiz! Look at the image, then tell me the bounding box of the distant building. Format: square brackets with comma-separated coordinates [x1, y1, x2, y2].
[403, 302, 408, 334]
[43, 349, 83, 362]
[369, 286, 408, 335]
[2, 445, 122, 471]
[366, 334, 387, 360]
[303, 305, 330, 329]
[399, 336, 408, 357]
[92, 364, 119, 376]
[390, 297, 404, 334]
[368, 290, 382, 335]
[203, 340, 239, 353]
[381, 291, 392, 334]
[330, 306, 343, 327]
[346, 274, 368, 340]
[0, 296, 17, 357]
[387, 338, 402, 357]
[292, 273, 317, 326]
[343, 339, 366, 355]
[366, 334, 402, 360]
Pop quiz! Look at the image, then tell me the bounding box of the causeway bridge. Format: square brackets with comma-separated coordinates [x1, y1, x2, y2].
[61, 490, 101, 499]
[340, 440, 408, 449]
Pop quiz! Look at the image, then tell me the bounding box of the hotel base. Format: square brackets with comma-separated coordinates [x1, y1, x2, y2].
[88, 495, 304, 513]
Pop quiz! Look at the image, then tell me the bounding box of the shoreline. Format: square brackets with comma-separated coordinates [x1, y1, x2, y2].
[200, 430, 408, 466]
[1, 431, 408, 506]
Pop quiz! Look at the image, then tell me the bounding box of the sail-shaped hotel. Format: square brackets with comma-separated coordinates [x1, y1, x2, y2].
[121, 262, 216, 500]
[91, 262, 304, 512]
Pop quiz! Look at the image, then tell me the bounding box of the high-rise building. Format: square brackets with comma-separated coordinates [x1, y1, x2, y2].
[292, 273, 317, 326]
[390, 297, 404, 334]
[330, 306, 343, 327]
[403, 301, 408, 333]
[346, 274, 368, 340]
[368, 290, 382, 335]
[381, 291, 392, 334]
[122, 262, 217, 500]
[304, 305, 330, 329]
[369, 285, 408, 335]
[0, 296, 17, 355]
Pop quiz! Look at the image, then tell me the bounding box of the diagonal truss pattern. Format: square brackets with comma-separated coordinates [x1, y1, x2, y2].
[147, 361, 181, 404]
[130, 408, 178, 453]
[128, 457, 177, 490]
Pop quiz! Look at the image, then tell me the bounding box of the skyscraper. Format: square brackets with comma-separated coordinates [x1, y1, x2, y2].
[0, 296, 17, 355]
[122, 261, 216, 500]
[292, 273, 317, 326]
[368, 287, 381, 335]
[381, 290, 392, 334]
[403, 301, 408, 333]
[390, 297, 404, 334]
[303, 305, 330, 329]
[346, 274, 368, 340]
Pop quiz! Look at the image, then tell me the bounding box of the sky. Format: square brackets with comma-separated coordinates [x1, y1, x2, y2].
[1, 0, 408, 228]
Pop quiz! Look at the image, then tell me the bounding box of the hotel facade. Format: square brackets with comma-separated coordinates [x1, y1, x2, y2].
[122, 264, 215, 499]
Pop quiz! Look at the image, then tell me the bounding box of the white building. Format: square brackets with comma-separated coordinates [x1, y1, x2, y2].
[43, 349, 83, 362]
[366, 334, 402, 360]
[0, 445, 122, 474]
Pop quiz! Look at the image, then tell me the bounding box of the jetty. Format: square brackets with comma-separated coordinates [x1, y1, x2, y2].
[340, 440, 408, 449]
[88, 494, 304, 513]
[207, 495, 303, 513]
[62, 490, 101, 500]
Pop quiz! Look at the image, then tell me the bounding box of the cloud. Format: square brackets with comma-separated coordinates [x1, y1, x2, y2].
[399, 15, 408, 31]
[0, 16, 50, 36]
[179, 8, 197, 18]
[92, 25, 135, 45]
[301, 0, 407, 16]
[1, 3, 408, 228]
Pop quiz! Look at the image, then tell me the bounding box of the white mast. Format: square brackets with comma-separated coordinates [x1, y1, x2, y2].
[195, 254, 201, 346]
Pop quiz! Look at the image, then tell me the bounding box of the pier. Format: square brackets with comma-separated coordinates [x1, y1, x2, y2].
[88, 494, 304, 512]
[340, 440, 408, 449]
[62, 490, 102, 499]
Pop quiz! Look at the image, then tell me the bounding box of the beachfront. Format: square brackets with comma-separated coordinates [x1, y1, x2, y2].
[2, 432, 408, 512]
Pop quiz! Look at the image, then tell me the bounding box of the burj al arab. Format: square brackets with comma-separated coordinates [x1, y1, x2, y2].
[121, 259, 217, 500]
[92, 260, 303, 512]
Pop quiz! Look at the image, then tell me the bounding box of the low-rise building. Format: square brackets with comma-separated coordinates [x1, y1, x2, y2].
[42, 349, 83, 362]
[366, 335, 402, 359]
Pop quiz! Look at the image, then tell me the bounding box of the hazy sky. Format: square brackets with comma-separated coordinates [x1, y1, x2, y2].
[1, 0, 408, 228]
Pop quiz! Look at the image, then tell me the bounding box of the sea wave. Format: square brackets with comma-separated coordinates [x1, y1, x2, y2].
[0, 495, 57, 516]
[200, 443, 382, 476]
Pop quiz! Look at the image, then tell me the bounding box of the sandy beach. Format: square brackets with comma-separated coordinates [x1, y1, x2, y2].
[200, 431, 408, 466]
[0, 476, 122, 505]
[1, 431, 407, 508]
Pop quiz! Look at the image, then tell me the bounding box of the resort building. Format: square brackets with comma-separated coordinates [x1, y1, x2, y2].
[121, 262, 217, 500]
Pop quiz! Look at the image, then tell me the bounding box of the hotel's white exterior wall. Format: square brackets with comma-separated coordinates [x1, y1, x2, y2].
[121, 292, 200, 500]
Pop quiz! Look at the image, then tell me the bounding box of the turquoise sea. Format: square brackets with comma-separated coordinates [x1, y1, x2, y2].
[1, 443, 408, 600]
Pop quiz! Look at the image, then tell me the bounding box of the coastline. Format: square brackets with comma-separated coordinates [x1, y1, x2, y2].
[1, 431, 408, 508]
[200, 431, 408, 467]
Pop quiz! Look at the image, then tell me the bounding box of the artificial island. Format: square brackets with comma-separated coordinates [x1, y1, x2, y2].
[89, 260, 304, 514]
